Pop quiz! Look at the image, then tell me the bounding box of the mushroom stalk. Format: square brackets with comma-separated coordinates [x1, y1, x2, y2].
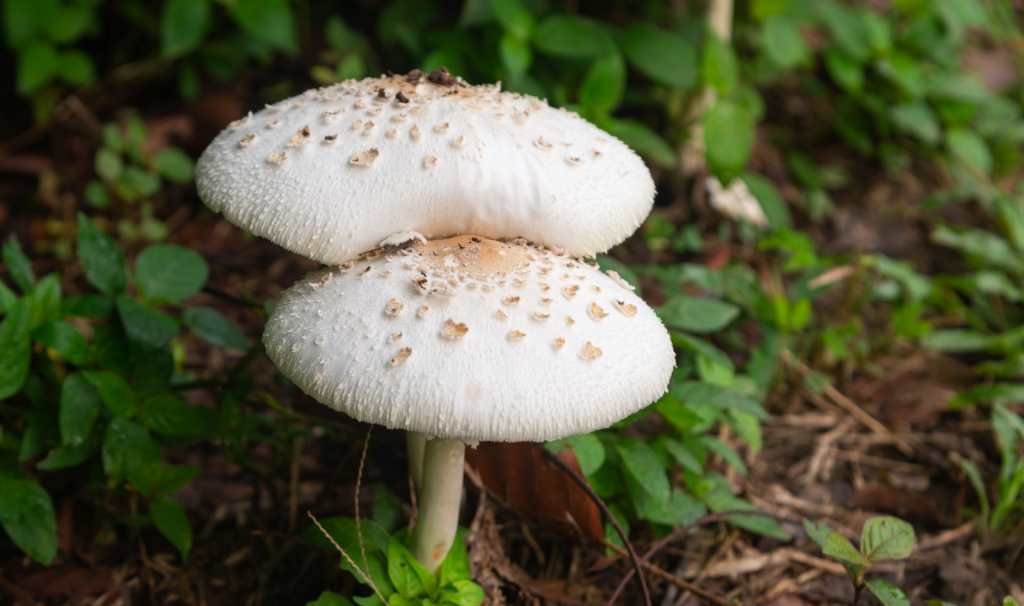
[410, 438, 465, 572]
[406, 431, 426, 492]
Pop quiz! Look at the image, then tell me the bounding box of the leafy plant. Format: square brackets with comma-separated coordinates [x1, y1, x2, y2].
[0, 216, 251, 563]
[805, 516, 916, 606]
[307, 516, 484, 606]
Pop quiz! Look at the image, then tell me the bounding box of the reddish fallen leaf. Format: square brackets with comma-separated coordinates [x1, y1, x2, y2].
[466, 442, 603, 542]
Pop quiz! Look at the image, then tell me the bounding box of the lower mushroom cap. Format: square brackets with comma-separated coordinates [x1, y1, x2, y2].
[262, 236, 675, 442]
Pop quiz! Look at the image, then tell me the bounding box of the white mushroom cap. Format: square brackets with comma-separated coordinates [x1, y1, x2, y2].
[196, 70, 655, 264]
[263, 236, 674, 442]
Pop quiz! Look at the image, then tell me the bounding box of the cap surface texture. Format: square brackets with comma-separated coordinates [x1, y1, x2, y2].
[196, 71, 655, 264]
[262, 236, 674, 442]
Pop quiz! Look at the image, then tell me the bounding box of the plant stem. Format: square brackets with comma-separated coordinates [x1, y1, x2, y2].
[411, 438, 465, 572]
[407, 431, 426, 493]
[680, 0, 734, 173]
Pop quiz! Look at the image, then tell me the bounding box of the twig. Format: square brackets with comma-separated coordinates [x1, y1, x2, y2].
[602, 540, 731, 606]
[355, 427, 373, 583]
[537, 448, 652, 606]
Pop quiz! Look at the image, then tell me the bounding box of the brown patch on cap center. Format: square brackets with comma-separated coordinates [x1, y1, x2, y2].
[413, 236, 531, 278]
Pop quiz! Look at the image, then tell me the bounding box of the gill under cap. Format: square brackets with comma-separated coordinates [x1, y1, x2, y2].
[262, 236, 674, 442]
[196, 69, 656, 264]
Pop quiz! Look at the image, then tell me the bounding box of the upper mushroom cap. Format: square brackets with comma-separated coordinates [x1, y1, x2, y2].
[195, 70, 656, 264]
[263, 236, 674, 442]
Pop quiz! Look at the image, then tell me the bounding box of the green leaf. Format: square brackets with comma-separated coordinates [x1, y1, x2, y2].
[866, 579, 910, 606]
[130, 460, 198, 497]
[102, 418, 160, 482]
[740, 173, 790, 229]
[27, 273, 61, 328]
[658, 295, 740, 333]
[3, 236, 35, 291]
[567, 433, 605, 476]
[499, 32, 531, 78]
[141, 393, 215, 438]
[83, 369, 137, 418]
[922, 329, 999, 353]
[823, 531, 867, 566]
[307, 591, 354, 606]
[635, 487, 705, 527]
[701, 436, 747, 475]
[33, 321, 90, 365]
[946, 128, 992, 175]
[136, 244, 208, 303]
[490, 0, 532, 39]
[95, 147, 122, 181]
[230, 0, 297, 53]
[117, 296, 179, 348]
[77, 213, 126, 295]
[387, 538, 432, 597]
[704, 101, 755, 183]
[16, 41, 59, 94]
[37, 430, 101, 471]
[601, 118, 676, 168]
[803, 519, 832, 550]
[532, 15, 615, 59]
[620, 23, 697, 89]
[0, 475, 57, 565]
[578, 52, 625, 116]
[823, 48, 863, 91]
[761, 16, 809, 68]
[861, 516, 915, 561]
[60, 373, 102, 446]
[438, 528, 472, 586]
[150, 497, 192, 559]
[439, 579, 485, 606]
[932, 225, 1021, 273]
[57, 50, 94, 86]
[47, 5, 92, 43]
[891, 103, 941, 144]
[161, 0, 209, 56]
[703, 490, 790, 539]
[153, 148, 195, 183]
[183, 306, 250, 350]
[663, 437, 703, 474]
[956, 457, 990, 523]
[701, 34, 739, 96]
[616, 440, 670, 504]
[995, 196, 1024, 254]
[0, 280, 15, 312]
[0, 299, 32, 400]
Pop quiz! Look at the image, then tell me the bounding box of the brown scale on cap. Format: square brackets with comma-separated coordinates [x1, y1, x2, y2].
[441, 319, 469, 340]
[417, 304, 429, 318]
[580, 341, 602, 361]
[506, 330, 526, 342]
[349, 148, 379, 167]
[384, 298, 403, 317]
[552, 337, 566, 351]
[389, 347, 412, 366]
[613, 300, 637, 317]
[588, 302, 608, 320]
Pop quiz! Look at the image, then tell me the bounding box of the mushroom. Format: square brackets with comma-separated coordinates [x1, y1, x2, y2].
[263, 236, 674, 571]
[195, 72, 654, 264]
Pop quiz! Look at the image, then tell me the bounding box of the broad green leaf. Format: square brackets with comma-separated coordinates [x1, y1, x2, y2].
[658, 295, 740, 333]
[439, 579, 485, 606]
[932, 225, 1020, 272]
[136, 244, 208, 303]
[33, 321, 90, 365]
[83, 369, 137, 418]
[183, 306, 250, 350]
[701, 33, 738, 96]
[616, 440, 670, 504]
[703, 490, 790, 539]
[532, 15, 615, 59]
[0, 280, 15, 312]
[0, 475, 57, 565]
[490, 0, 532, 38]
[37, 430, 101, 470]
[117, 296, 179, 348]
[823, 48, 863, 91]
[387, 538, 432, 597]
[47, 4, 92, 43]
[230, 0, 297, 53]
[803, 519, 832, 550]
[823, 532, 867, 566]
[102, 418, 160, 482]
[57, 50, 94, 86]
[3, 236, 35, 291]
[741, 173, 791, 229]
[95, 147, 122, 181]
[499, 32, 531, 78]
[866, 579, 910, 606]
[995, 196, 1024, 254]
[16, 41, 59, 94]
[861, 516, 915, 561]
[620, 23, 697, 89]
[891, 103, 941, 144]
[77, 213, 126, 295]
[307, 592, 354, 606]
[141, 393, 215, 438]
[816, 1, 870, 61]
[704, 100, 755, 183]
[150, 497, 192, 559]
[922, 330, 999, 353]
[130, 460, 198, 497]
[567, 433, 605, 476]
[62, 293, 114, 317]
[438, 528, 472, 586]
[635, 487, 705, 527]
[761, 16, 809, 68]
[947, 128, 992, 175]
[600, 118, 676, 168]
[701, 436, 747, 475]
[663, 437, 703, 474]
[0, 299, 32, 399]
[153, 148, 195, 183]
[161, 0, 209, 56]
[27, 273, 61, 328]
[60, 373, 102, 446]
[578, 52, 625, 116]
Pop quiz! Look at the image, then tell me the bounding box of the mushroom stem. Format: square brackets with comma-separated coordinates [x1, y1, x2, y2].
[410, 437, 465, 573]
[406, 431, 426, 492]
